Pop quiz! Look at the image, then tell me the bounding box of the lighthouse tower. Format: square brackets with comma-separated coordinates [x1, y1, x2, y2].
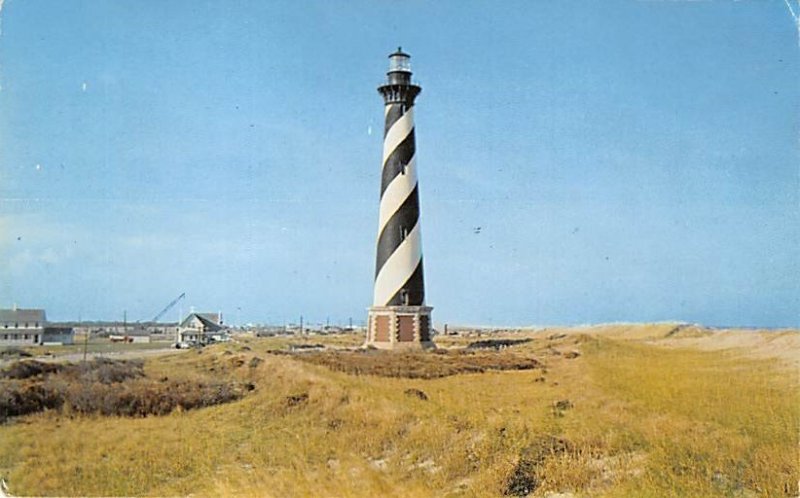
[367, 48, 433, 349]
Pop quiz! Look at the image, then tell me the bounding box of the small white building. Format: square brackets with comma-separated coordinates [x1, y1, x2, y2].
[178, 312, 228, 344]
[41, 327, 75, 345]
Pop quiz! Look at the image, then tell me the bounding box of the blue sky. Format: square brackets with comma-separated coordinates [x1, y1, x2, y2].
[1, 0, 798, 327]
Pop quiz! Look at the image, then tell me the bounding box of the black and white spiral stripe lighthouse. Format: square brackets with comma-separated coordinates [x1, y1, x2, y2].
[367, 48, 434, 349]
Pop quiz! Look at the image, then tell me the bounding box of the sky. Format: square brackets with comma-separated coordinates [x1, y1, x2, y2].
[0, 0, 798, 328]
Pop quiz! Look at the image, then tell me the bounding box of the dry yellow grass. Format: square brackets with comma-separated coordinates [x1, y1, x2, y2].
[0, 327, 797, 497]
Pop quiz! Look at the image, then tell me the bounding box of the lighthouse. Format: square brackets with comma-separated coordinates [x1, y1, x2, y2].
[366, 48, 434, 349]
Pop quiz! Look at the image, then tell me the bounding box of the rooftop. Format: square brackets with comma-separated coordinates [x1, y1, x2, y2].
[0, 309, 46, 324]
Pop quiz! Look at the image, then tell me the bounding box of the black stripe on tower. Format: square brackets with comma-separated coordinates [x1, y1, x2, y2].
[380, 129, 416, 196]
[384, 103, 404, 135]
[387, 259, 425, 306]
[375, 185, 420, 277]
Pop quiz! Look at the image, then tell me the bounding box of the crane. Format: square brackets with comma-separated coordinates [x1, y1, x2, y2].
[149, 292, 186, 323]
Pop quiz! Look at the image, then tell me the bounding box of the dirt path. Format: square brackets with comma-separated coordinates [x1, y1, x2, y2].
[1, 347, 189, 367]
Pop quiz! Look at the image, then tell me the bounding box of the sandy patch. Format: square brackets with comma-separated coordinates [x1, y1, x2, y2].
[655, 329, 800, 368]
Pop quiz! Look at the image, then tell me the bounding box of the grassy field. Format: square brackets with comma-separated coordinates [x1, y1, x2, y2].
[0, 326, 797, 497]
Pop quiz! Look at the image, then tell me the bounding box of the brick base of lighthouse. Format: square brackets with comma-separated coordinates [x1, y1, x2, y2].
[366, 306, 434, 350]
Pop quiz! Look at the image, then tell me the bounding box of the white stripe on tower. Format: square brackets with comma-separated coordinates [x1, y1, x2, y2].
[373, 222, 422, 306]
[382, 107, 414, 161]
[378, 154, 416, 230]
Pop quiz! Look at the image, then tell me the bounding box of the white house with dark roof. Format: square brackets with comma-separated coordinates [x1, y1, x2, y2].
[0, 308, 45, 345]
[0, 308, 74, 346]
[178, 312, 228, 344]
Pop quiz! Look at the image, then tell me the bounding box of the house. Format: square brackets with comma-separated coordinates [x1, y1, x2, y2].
[178, 312, 228, 344]
[0, 308, 46, 346]
[0, 308, 74, 346]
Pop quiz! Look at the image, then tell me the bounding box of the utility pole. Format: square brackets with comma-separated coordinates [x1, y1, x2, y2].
[82, 326, 89, 363]
[299, 315, 304, 336]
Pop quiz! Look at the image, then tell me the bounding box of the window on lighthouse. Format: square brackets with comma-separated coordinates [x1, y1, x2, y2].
[389, 53, 411, 73]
